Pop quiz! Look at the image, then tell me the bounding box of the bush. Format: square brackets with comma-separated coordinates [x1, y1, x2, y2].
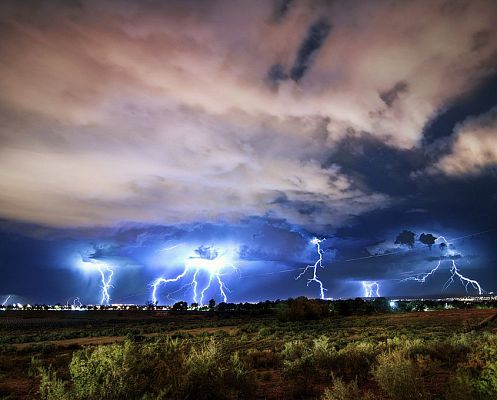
[70, 340, 146, 399]
[446, 360, 497, 400]
[334, 342, 379, 381]
[322, 376, 375, 400]
[444, 332, 497, 400]
[243, 348, 279, 368]
[281, 340, 317, 396]
[373, 351, 425, 400]
[322, 377, 360, 400]
[185, 340, 254, 399]
[282, 297, 330, 321]
[184, 340, 224, 399]
[36, 337, 253, 400]
[281, 340, 312, 375]
[38, 366, 68, 400]
[312, 335, 336, 370]
[224, 352, 256, 398]
[282, 337, 378, 385]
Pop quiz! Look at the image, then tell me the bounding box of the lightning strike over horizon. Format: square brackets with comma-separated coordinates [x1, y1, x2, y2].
[79, 259, 115, 305]
[362, 281, 380, 297]
[444, 260, 484, 295]
[2, 295, 11, 307]
[66, 296, 83, 309]
[296, 238, 330, 300]
[65, 296, 83, 308]
[98, 265, 114, 305]
[73, 297, 83, 308]
[151, 246, 238, 305]
[401, 236, 484, 295]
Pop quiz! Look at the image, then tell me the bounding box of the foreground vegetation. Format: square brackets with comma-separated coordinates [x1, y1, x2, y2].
[1, 298, 496, 399]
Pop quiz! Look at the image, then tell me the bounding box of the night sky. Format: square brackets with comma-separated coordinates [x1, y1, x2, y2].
[1, 0, 497, 305]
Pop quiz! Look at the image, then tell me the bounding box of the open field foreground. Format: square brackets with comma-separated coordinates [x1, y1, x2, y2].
[1, 307, 497, 399]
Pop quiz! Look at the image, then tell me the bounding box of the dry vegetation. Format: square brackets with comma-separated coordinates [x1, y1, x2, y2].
[1, 303, 497, 399]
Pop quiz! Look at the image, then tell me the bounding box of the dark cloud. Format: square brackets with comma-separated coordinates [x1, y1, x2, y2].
[394, 230, 416, 248]
[419, 233, 437, 249]
[425, 254, 462, 262]
[326, 133, 426, 196]
[290, 18, 331, 81]
[267, 63, 288, 86]
[379, 81, 408, 107]
[423, 71, 497, 145]
[272, 0, 293, 22]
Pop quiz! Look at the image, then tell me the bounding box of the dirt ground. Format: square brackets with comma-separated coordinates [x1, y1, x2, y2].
[1, 308, 496, 399]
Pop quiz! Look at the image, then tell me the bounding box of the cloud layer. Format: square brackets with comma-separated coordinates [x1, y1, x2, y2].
[0, 0, 496, 231]
[435, 107, 497, 175]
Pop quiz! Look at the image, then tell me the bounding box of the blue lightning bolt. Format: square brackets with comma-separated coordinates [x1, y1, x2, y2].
[73, 297, 83, 308]
[401, 260, 442, 284]
[362, 281, 380, 297]
[68, 297, 83, 309]
[79, 259, 114, 305]
[151, 246, 237, 306]
[98, 265, 114, 305]
[66, 296, 83, 308]
[296, 238, 330, 300]
[444, 260, 484, 295]
[2, 295, 11, 307]
[401, 236, 484, 295]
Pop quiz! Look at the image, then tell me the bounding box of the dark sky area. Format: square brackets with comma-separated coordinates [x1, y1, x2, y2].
[1, 0, 497, 305]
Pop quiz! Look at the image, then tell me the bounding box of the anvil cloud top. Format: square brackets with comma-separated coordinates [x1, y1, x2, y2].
[1, 0, 497, 304]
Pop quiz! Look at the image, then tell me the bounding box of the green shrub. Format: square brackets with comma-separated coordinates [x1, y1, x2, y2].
[35, 337, 254, 400]
[281, 340, 317, 396]
[185, 339, 224, 399]
[312, 335, 336, 370]
[223, 352, 256, 398]
[373, 350, 425, 400]
[69, 340, 142, 399]
[38, 366, 69, 400]
[446, 360, 497, 400]
[185, 340, 254, 399]
[334, 341, 379, 380]
[322, 376, 375, 400]
[322, 377, 359, 400]
[243, 348, 279, 368]
[444, 333, 497, 400]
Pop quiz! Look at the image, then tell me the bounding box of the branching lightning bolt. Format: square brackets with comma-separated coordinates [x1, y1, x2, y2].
[362, 281, 380, 297]
[66, 296, 83, 308]
[444, 260, 483, 295]
[72, 297, 83, 308]
[401, 236, 484, 295]
[296, 238, 330, 300]
[401, 260, 442, 284]
[79, 258, 115, 305]
[151, 246, 237, 306]
[98, 265, 114, 305]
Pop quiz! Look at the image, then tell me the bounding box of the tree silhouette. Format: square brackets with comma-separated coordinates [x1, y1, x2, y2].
[394, 230, 416, 248]
[419, 233, 437, 250]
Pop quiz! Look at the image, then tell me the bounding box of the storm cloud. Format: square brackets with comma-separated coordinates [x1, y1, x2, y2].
[0, 0, 496, 231]
[1, 0, 497, 302]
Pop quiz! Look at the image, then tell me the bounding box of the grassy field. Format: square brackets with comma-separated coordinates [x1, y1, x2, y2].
[1, 307, 497, 399]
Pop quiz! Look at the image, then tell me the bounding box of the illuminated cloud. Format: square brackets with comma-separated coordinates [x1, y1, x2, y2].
[434, 107, 497, 175]
[0, 0, 496, 231]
